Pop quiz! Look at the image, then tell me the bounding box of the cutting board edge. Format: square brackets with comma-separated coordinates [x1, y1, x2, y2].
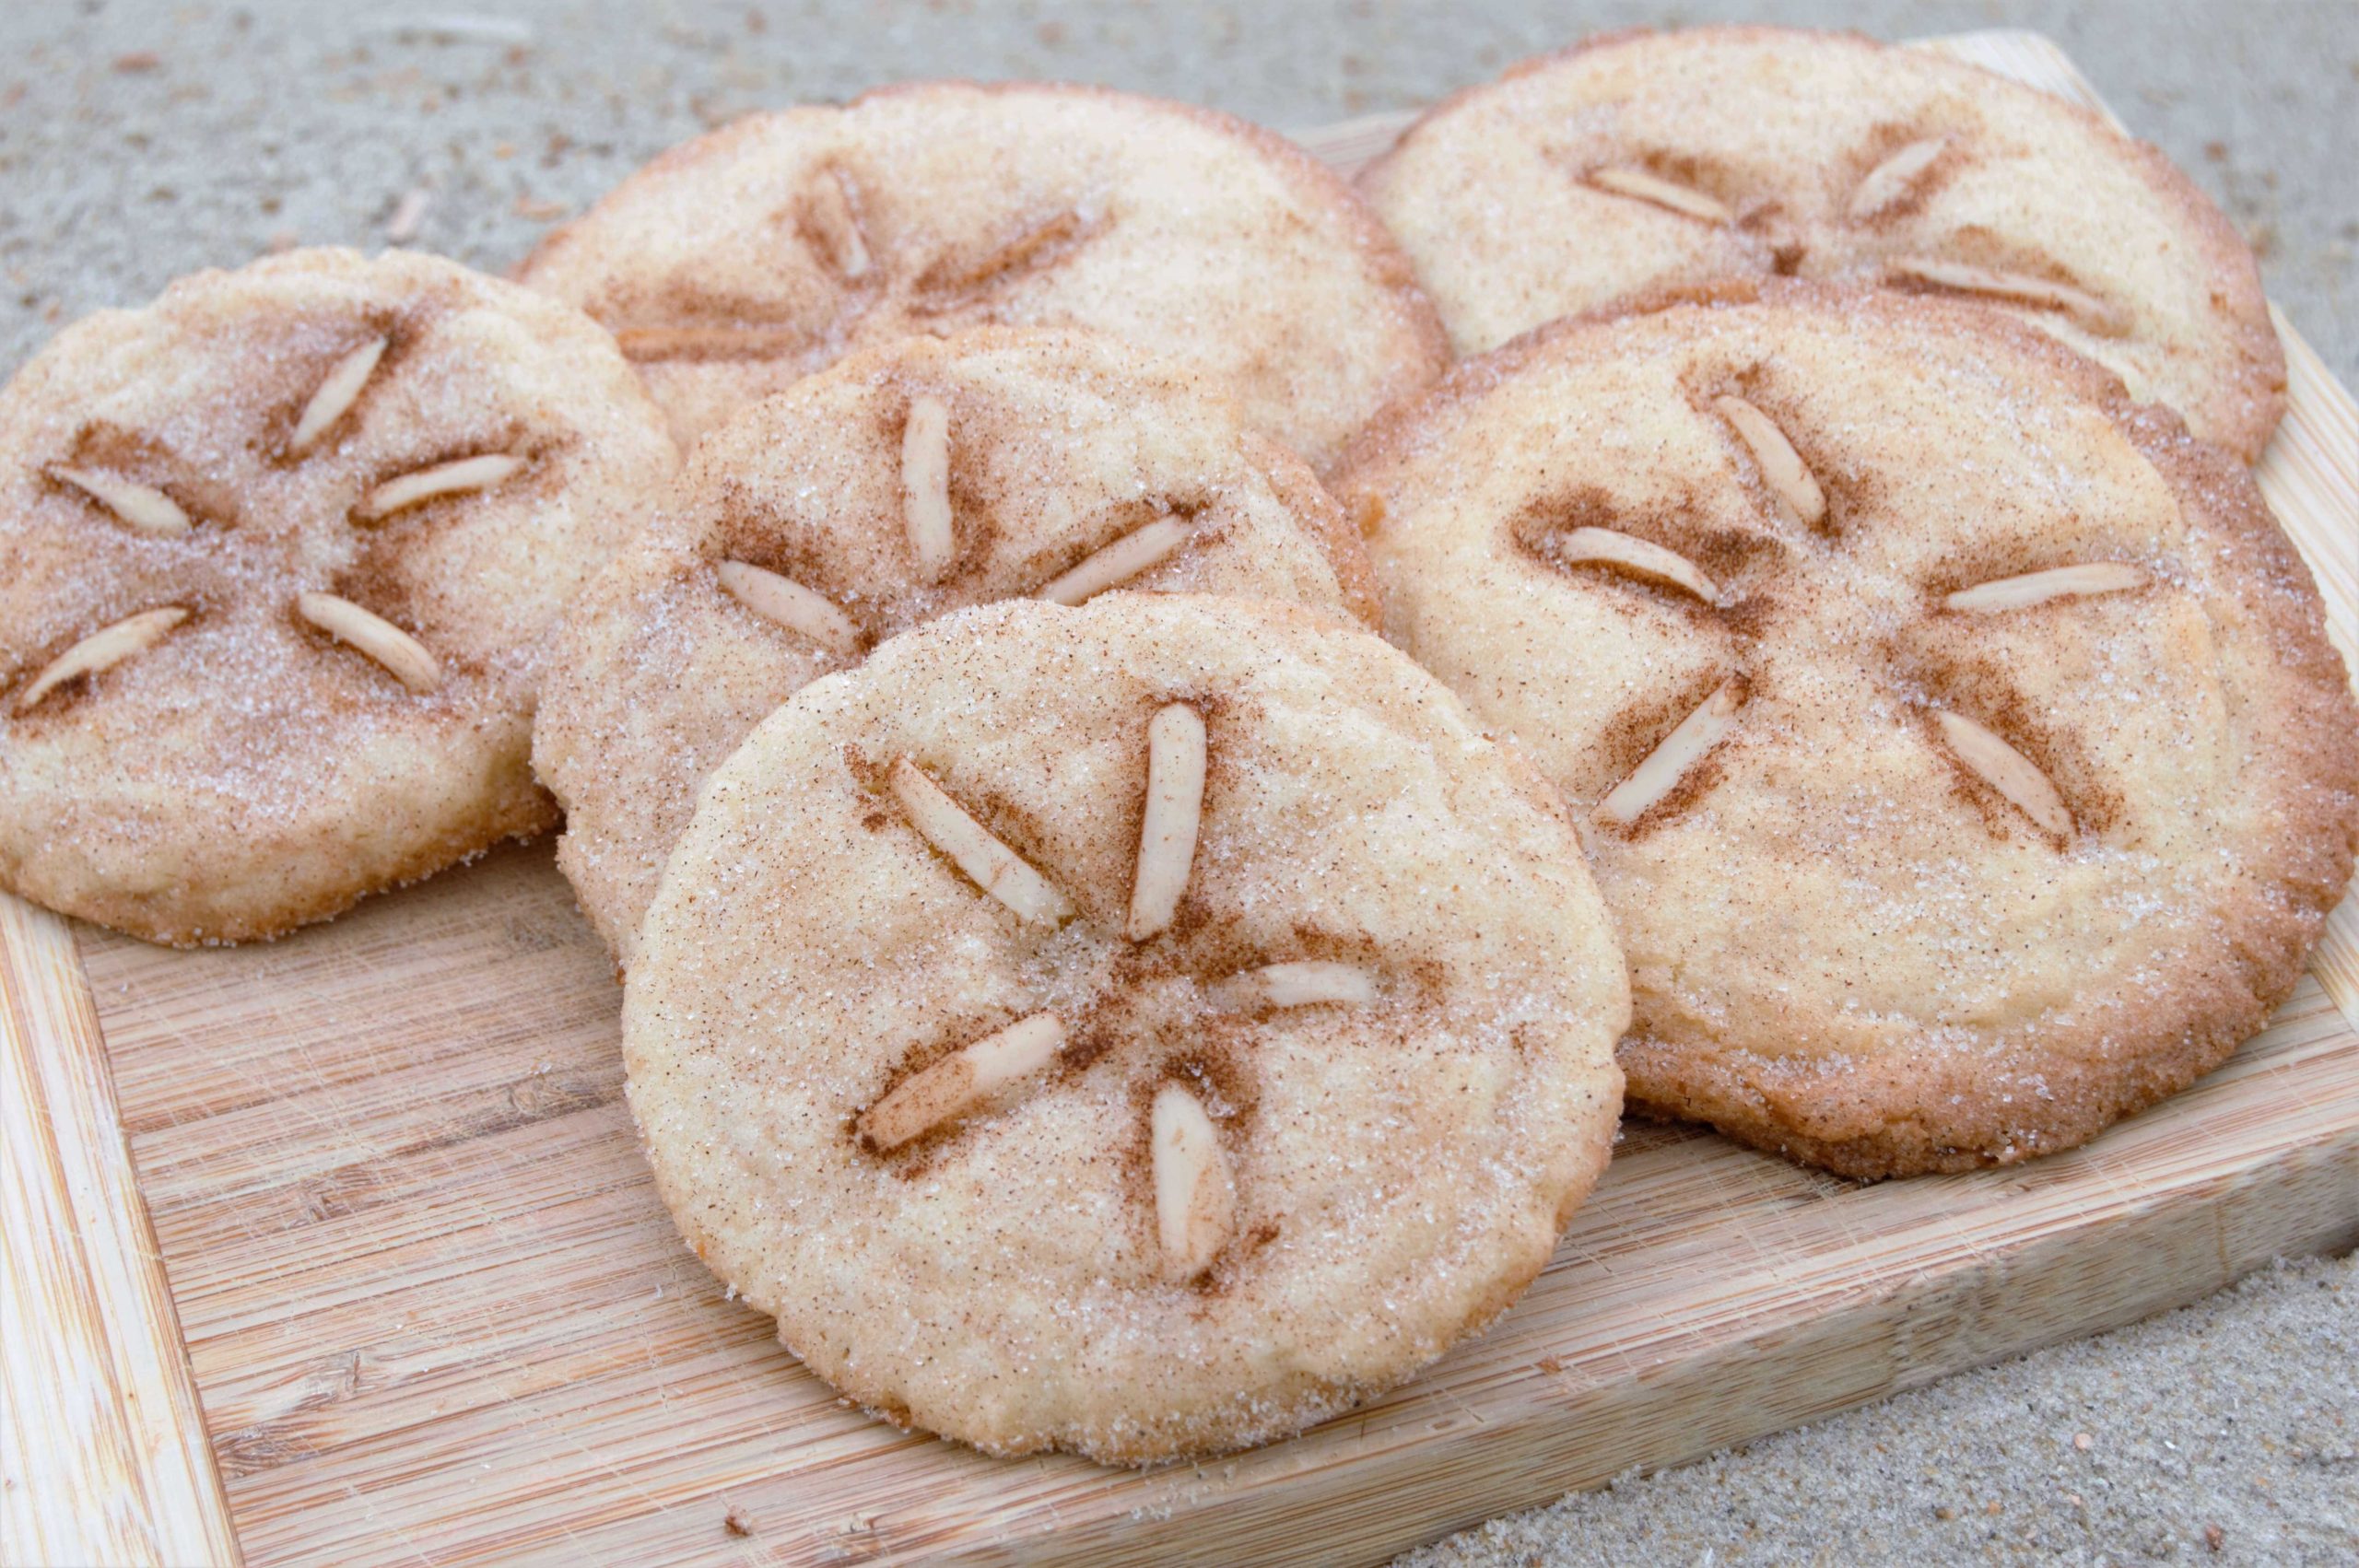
[922, 1121, 2359, 1568]
[1, 891, 242, 1568]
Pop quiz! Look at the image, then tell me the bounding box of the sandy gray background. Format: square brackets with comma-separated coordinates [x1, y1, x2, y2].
[2, 2, 2353, 1564]
[1, 0, 2353, 385]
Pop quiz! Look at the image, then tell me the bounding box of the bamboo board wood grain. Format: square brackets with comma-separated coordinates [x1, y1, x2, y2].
[5, 29, 2355, 1568]
[1, 893, 241, 1568]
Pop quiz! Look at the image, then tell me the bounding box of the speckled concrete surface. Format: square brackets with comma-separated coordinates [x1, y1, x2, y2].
[2, 3, 2352, 1564]
[1402, 1255, 2358, 1567]
[1, 0, 2353, 385]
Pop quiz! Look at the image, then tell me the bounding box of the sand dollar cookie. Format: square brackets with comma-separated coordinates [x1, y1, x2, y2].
[1359, 26, 2284, 458]
[1337, 282, 2356, 1176]
[624, 593, 1628, 1461]
[534, 326, 1377, 967]
[518, 80, 1447, 466]
[0, 249, 677, 944]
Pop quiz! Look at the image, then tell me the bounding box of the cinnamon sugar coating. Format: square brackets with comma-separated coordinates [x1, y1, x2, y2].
[1338, 281, 2357, 1176]
[1360, 27, 2284, 459]
[0, 249, 677, 943]
[533, 328, 1375, 968]
[521, 80, 1448, 468]
[623, 594, 1627, 1461]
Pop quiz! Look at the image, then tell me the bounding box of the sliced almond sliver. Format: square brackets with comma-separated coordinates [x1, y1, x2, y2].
[1889, 257, 2132, 337]
[900, 394, 954, 581]
[1587, 166, 1732, 225]
[288, 335, 388, 456]
[1151, 1082, 1232, 1281]
[859, 1012, 1064, 1152]
[802, 167, 872, 280]
[1212, 961, 1378, 1012]
[977, 208, 1085, 284]
[15, 607, 187, 710]
[921, 209, 1087, 300]
[358, 453, 524, 520]
[1034, 516, 1191, 607]
[1934, 709, 2072, 837]
[49, 466, 190, 537]
[1552, 526, 1720, 603]
[1848, 137, 1948, 221]
[296, 591, 442, 693]
[1943, 562, 2146, 613]
[1713, 395, 1825, 528]
[1598, 680, 1743, 826]
[614, 323, 811, 361]
[714, 560, 860, 654]
[889, 755, 1074, 925]
[1126, 703, 1206, 942]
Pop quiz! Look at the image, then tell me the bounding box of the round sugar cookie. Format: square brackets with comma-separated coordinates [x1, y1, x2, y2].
[1358, 26, 2284, 459]
[1335, 281, 2357, 1177]
[0, 248, 677, 944]
[534, 327, 1377, 968]
[518, 80, 1448, 467]
[623, 593, 1629, 1462]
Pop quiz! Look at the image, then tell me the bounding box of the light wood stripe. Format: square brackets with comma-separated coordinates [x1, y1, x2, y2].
[0, 893, 241, 1567]
[2256, 319, 2359, 1027]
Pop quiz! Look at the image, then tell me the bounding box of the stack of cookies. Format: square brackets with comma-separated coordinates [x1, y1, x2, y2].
[3, 29, 2350, 1466]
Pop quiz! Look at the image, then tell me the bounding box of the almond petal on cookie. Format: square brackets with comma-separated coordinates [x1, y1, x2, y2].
[1848, 136, 1949, 221]
[613, 323, 815, 362]
[288, 335, 388, 456]
[1889, 257, 2133, 338]
[1552, 526, 1721, 603]
[1712, 395, 1825, 528]
[888, 755, 1074, 925]
[1151, 1082, 1232, 1281]
[900, 394, 955, 581]
[1944, 562, 2146, 613]
[1934, 708, 2072, 837]
[15, 606, 188, 710]
[916, 208, 1090, 304]
[715, 559, 861, 653]
[1598, 680, 1744, 827]
[296, 591, 443, 693]
[1211, 960, 1379, 1012]
[801, 166, 873, 281]
[1033, 516, 1191, 606]
[48, 465, 190, 536]
[358, 452, 525, 520]
[1127, 702, 1206, 942]
[1586, 166, 1733, 225]
[859, 1011, 1065, 1151]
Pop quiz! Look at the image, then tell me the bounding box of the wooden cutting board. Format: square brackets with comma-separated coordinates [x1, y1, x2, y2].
[6, 29, 2355, 1568]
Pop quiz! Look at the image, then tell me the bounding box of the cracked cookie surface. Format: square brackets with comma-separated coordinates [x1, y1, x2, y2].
[533, 328, 1377, 968]
[1358, 26, 2283, 459]
[622, 593, 1627, 1462]
[520, 80, 1448, 468]
[1337, 281, 2356, 1176]
[0, 248, 677, 943]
